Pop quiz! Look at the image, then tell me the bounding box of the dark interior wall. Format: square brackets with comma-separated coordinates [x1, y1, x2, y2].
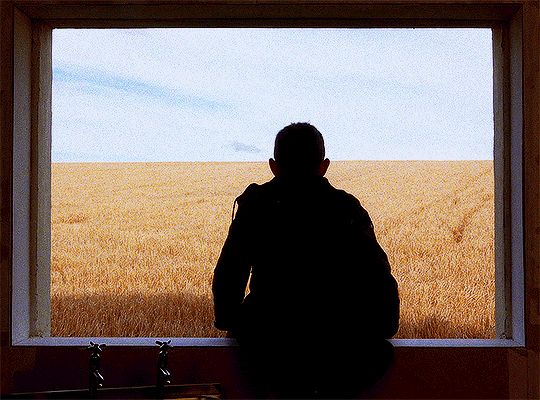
[1, 1, 538, 398]
[0, 345, 520, 399]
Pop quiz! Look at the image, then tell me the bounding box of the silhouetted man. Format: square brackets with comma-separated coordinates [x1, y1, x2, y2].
[213, 123, 399, 399]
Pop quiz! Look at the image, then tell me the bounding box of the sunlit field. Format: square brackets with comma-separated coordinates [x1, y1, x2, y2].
[51, 161, 494, 338]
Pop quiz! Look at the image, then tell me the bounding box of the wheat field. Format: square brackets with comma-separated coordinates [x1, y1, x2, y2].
[51, 161, 495, 338]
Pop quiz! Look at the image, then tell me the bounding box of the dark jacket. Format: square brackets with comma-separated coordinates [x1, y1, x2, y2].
[212, 176, 399, 343]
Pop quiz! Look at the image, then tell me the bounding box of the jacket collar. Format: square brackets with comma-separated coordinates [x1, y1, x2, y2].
[271, 175, 329, 192]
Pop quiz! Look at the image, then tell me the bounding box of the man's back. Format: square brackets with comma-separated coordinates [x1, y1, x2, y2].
[213, 176, 399, 343]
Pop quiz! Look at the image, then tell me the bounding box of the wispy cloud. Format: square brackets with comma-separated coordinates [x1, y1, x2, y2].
[53, 66, 230, 111]
[230, 141, 262, 154]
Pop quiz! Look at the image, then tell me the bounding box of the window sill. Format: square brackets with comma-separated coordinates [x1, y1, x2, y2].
[12, 337, 525, 347]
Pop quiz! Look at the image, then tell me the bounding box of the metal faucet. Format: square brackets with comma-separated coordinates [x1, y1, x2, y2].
[87, 342, 106, 397]
[156, 340, 172, 394]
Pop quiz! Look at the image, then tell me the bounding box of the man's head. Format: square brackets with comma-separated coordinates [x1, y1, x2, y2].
[269, 122, 330, 178]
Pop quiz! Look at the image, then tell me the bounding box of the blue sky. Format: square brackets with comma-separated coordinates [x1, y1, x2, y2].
[52, 28, 493, 162]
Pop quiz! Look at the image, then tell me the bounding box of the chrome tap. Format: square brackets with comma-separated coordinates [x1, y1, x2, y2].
[87, 342, 106, 397]
[156, 340, 172, 393]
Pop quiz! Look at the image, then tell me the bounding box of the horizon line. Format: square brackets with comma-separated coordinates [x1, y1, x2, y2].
[51, 159, 494, 164]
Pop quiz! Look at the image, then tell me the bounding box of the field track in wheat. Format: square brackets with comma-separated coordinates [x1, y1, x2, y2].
[51, 160, 494, 338]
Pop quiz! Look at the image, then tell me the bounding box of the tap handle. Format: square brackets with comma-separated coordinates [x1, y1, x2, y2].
[87, 341, 106, 356]
[156, 340, 172, 352]
[156, 340, 172, 365]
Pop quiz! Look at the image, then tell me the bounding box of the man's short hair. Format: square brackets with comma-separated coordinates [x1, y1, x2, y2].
[274, 123, 325, 175]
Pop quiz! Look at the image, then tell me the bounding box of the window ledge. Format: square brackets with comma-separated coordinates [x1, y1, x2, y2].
[12, 337, 525, 348]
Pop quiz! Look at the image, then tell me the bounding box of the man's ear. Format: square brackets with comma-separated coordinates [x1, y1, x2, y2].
[318, 158, 330, 176]
[269, 158, 280, 177]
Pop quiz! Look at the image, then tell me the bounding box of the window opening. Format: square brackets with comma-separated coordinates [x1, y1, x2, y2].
[50, 28, 494, 338]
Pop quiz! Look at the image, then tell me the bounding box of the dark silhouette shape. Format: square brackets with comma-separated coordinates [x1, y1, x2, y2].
[213, 122, 400, 399]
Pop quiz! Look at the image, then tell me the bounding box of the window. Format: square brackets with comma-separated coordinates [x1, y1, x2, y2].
[5, 2, 538, 398]
[49, 27, 497, 340]
[9, 1, 527, 349]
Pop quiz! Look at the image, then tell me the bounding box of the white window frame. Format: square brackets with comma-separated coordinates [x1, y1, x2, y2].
[10, 3, 525, 349]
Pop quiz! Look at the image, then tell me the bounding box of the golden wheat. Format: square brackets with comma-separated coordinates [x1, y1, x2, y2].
[51, 161, 494, 338]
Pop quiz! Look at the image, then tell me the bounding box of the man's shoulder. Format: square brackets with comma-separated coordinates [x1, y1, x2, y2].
[324, 182, 373, 226]
[235, 181, 271, 204]
[325, 181, 365, 208]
